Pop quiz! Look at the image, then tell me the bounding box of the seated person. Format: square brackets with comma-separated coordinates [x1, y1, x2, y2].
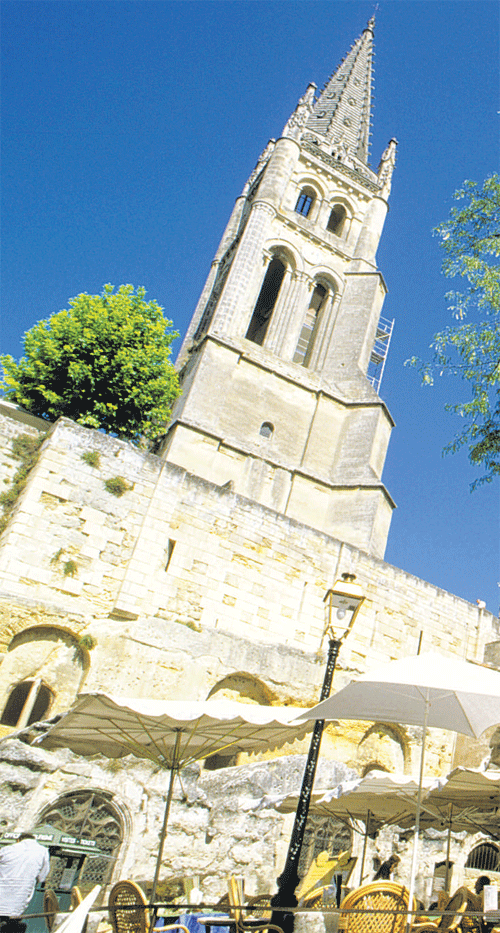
[451, 875, 493, 933]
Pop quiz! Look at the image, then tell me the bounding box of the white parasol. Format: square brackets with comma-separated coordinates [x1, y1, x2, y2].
[271, 770, 432, 884]
[38, 693, 312, 902]
[420, 766, 500, 887]
[425, 766, 500, 816]
[53, 886, 101, 933]
[297, 652, 500, 928]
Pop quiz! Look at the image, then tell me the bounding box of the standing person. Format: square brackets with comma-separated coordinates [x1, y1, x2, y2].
[0, 833, 50, 932]
[373, 853, 400, 881]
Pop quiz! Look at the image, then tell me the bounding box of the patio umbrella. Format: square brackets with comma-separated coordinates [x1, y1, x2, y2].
[425, 766, 500, 819]
[420, 767, 500, 889]
[271, 770, 432, 885]
[297, 652, 500, 926]
[38, 692, 313, 902]
[53, 885, 101, 933]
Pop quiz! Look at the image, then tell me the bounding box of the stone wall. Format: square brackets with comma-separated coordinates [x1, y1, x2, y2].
[0, 414, 498, 750]
[0, 416, 496, 666]
[0, 403, 48, 489]
[0, 409, 498, 898]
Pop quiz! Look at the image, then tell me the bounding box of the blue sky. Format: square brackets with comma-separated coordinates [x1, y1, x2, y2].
[1, 1, 499, 615]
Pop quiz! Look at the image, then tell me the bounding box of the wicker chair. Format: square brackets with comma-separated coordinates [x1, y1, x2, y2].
[454, 888, 485, 933]
[244, 896, 272, 920]
[337, 881, 416, 933]
[198, 876, 283, 933]
[109, 881, 150, 933]
[71, 886, 84, 909]
[300, 855, 358, 910]
[43, 888, 60, 932]
[411, 890, 469, 932]
[108, 881, 190, 933]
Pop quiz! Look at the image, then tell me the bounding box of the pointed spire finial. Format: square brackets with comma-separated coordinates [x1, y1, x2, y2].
[304, 20, 375, 165]
[367, 2, 378, 29]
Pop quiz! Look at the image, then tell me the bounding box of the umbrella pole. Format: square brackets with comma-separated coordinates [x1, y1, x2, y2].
[444, 806, 453, 893]
[358, 811, 371, 885]
[151, 730, 182, 905]
[406, 696, 430, 933]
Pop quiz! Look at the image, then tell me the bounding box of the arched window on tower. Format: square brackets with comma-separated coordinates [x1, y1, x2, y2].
[295, 187, 315, 217]
[293, 283, 328, 367]
[1, 679, 52, 729]
[246, 257, 286, 346]
[327, 204, 347, 236]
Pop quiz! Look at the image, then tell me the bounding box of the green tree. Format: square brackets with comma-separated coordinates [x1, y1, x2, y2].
[407, 174, 500, 486]
[1, 284, 181, 444]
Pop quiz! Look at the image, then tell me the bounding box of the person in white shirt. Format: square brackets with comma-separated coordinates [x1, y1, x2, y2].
[0, 833, 50, 929]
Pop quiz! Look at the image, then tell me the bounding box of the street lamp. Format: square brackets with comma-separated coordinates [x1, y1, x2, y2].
[270, 573, 365, 933]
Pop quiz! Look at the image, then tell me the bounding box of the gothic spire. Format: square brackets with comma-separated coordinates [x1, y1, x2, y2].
[305, 17, 375, 165]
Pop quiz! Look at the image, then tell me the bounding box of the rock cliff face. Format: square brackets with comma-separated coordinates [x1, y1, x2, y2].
[0, 734, 357, 898]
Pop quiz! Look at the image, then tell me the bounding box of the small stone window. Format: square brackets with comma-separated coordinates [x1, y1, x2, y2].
[327, 204, 347, 236]
[295, 188, 315, 217]
[259, 422, 274, 439]
[1, 679, 52, 728]
[204, 752, 238, 771]
[165, 539, 176, 572]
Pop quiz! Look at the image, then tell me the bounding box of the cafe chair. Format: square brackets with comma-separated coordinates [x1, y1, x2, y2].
[109, 881, 150, 933]
[244, 896, 272, 920]
[70, 887, 84, 909]
[411, 889, 468, 932]
[337, 881, 416, 933]
[198, 875, 284, 933]
[43, 889, 60, 932]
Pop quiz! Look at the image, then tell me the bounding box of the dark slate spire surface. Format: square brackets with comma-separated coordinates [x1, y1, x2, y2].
[305, 17, 375, 165]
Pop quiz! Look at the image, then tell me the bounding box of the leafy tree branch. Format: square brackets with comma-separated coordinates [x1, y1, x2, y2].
[406, 174, 500, 487]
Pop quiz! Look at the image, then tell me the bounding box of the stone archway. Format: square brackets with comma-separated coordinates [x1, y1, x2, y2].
[0, 626, 88, 729]
[356, 723, 407, 774]
[40, 790, 124, 889]
[204, 672, 275, 769]
[207, 672, 274, 705]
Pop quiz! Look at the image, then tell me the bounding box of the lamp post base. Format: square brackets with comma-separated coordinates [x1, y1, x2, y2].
[269, 864, 300, 933]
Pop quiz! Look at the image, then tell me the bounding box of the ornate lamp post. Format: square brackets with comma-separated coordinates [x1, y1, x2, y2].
[270, 573, 365, 933]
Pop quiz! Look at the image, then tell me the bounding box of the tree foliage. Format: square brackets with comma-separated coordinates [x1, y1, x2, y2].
[1, 285, 181, 443]
[407, 174, 500, 487]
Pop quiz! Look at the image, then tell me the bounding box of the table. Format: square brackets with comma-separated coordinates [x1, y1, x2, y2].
[173, 912, 233, 933]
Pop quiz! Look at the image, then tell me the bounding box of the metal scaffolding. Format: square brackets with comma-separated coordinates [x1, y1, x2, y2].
[367, 315, 394, 393]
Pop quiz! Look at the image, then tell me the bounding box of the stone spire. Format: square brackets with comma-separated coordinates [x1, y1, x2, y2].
[305, 16, 375, 165]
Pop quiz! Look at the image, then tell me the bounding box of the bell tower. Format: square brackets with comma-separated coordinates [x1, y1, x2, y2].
[162, 18, 398, 559]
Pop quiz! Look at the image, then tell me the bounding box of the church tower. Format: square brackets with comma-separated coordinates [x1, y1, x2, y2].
[162, 18, 397, 559]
